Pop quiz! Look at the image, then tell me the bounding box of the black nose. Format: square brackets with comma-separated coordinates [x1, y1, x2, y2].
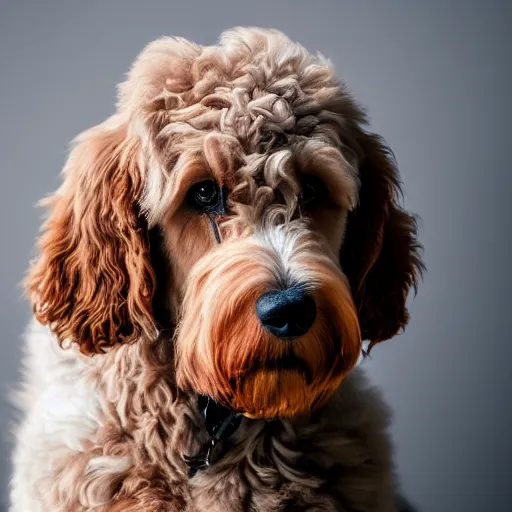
[256, 287, 317, 339]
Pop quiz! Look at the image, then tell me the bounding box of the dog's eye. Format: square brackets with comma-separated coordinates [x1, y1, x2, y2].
[299, 175, 327, 207]
[188, 180, 221, 211]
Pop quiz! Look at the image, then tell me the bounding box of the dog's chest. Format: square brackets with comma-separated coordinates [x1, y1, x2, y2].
[14, 323, 397, 511]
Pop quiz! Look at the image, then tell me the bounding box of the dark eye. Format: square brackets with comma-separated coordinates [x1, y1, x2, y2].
[299, 175, 327, 207]
[187, 180, 221, 212]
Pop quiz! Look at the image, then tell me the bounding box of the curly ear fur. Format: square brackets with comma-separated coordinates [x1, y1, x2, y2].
[26, 117, 157, 355]
[340, 132, 424, 350]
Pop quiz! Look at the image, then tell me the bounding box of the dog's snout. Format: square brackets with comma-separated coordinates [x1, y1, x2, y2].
[256, 287, 317, 339]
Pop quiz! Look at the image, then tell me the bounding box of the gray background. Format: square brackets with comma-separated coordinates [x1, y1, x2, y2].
[0, 1, 510, 510]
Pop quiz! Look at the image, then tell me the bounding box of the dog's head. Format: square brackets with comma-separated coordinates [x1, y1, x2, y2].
[27, 28, 423, 419]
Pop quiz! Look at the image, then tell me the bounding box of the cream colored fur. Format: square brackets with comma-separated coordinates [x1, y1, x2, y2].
[11, 320, 401, 511]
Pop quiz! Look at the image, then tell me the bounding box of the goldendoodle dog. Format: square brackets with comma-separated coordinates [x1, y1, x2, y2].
[10, 27, 423, 511]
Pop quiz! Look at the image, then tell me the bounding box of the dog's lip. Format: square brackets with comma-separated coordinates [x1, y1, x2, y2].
[236, 354, 313, 384]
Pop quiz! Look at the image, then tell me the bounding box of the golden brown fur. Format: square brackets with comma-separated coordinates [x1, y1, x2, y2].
[12, 27, 423, 511]
[27, 123, 157, 355]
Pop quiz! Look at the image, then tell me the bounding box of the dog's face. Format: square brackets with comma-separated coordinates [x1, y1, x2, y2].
[27, 28, 422, 419]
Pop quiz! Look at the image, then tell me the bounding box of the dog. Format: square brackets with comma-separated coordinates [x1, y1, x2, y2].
[10, 27, 423, 511]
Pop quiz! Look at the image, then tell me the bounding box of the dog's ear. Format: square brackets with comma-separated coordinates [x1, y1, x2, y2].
[26, 116, 157, 355]
[340, 132, 424, 351]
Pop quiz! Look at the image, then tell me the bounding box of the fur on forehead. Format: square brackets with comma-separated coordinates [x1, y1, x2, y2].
[117, 27, 361, 225]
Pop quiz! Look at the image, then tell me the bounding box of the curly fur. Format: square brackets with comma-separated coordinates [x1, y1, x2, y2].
[11, 320, 401, 511]
[10, 27, 423, 511]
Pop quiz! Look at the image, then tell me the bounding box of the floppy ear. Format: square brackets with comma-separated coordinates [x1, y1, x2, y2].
[340, 132, 424, 351]
[26, 117, 157, 355]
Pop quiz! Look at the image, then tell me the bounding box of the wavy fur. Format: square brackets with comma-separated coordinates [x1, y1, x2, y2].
[11, 27, 423, 511]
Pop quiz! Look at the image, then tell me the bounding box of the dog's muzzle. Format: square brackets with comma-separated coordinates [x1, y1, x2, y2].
[175, 224, 362, 420]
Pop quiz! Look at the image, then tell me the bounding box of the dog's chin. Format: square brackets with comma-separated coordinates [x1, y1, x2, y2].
[180, 343, 352, 419]
[177, 318, 361, 419]
[178, 323, 360, 419]
[181, 353, 347, 419]
[231, 369, 327, 419]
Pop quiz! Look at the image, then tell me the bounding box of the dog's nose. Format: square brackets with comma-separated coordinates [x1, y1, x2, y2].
[256, 287, 317, 339]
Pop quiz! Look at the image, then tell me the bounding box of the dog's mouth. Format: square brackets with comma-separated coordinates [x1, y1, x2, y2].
[235, 353, 313, 385]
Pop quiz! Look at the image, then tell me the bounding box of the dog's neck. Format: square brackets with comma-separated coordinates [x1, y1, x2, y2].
[186, 395, 243, 477]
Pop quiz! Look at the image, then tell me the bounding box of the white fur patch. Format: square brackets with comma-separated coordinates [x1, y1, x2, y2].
[255, 225, 334, 290]
[256, 225, 302, 272]
[10, 320, 104, 510]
